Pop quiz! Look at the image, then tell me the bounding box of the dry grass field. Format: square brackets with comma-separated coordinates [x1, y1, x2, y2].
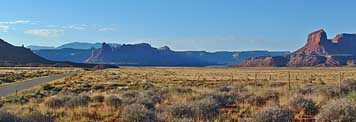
[1, 67, 356, 122]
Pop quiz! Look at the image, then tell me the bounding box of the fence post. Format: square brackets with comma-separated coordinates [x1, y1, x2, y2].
[255, 73, 258, 87]
[339, 72, 342, 97]
[288, 71, 291, 92]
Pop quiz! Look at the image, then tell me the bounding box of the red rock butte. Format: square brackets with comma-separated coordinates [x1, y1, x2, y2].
[238, 29, 356, 67]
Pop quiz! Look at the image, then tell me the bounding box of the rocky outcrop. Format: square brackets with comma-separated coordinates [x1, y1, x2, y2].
[238, 29, 356, 67]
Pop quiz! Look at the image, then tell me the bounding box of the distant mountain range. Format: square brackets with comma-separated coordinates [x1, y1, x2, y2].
[239, 29, 356, 67]
[27, 42, 120, 50]
[0, 39, 111, 68]
[30, 42, 289, 66]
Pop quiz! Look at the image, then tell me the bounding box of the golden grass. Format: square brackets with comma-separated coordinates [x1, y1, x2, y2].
[1, 67, 356, 121]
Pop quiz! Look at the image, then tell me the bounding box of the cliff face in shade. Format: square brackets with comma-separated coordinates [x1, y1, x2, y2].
[85, 43, 214, 66]
[0, 39, 51, 65]
[238, 29, 356, 67]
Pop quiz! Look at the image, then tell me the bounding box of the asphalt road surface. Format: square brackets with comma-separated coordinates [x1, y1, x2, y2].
[0, 72, 77, 97]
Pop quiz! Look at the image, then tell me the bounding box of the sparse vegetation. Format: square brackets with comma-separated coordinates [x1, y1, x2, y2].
[254, 105, 292, 122]
[1, 67, 356, 121]
[317, 99, 356, 121]
[121, 104, 157, 122]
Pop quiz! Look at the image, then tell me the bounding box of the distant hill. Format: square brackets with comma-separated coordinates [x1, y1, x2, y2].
[27, 45, 55, 50]
[0, 39, 51, 66]
[239, 29, 356, 67]
[28, 42, 121, 50]
[57, 42, 102, 49]
[33, 48, 92, 63]
[0, 39, 115, 68]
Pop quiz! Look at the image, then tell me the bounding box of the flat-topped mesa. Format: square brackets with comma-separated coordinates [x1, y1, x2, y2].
[332, 33, 356, 44]
[331, 33, 356, 55]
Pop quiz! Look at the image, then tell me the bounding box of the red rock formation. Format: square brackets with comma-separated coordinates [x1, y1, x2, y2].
[238, 29, 356, 67]
[293, 29, 329, 55]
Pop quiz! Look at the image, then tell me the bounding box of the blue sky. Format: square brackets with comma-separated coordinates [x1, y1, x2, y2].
[1, 0, 356, 52]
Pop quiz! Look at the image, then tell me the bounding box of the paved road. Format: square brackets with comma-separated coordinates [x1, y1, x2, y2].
[0, 72, 78, 97]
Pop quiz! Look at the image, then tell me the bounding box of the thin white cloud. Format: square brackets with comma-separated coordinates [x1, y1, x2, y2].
[61, 24, 88, 30]
[98, 27, 116, 32]
[0, 20, 32, 32]
[0, 25, 9, 32]
[0, 20, 31, 25]
[24, 29, 64, 37]
[47, 24, 88, 30]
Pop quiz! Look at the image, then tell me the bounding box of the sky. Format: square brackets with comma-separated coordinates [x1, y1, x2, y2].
[1, 0, 356, 52]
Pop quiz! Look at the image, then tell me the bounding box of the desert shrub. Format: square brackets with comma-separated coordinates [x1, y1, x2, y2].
[172, 118, 195, 122]
[238, 92, 255, 103]
[45, 97, 66, 108]
[142, 89, 163, 104]
[121, 91, 140, 104]
[92, 84, 105, 91]
[135, 96, 156, 110]
[288, 96, 318, 115]
[122, 91, 161, 110]
[263, 91, 279, 101]
[42, 84, 55, 91]
[296, 85, 316, 95]
[269, 82, 287, 87]
[345, 91, 356, 100]
[64, 95, 90, 108]
[105, 95, 122, 108]
[169, 103, 194, 119]
[254, 105, 292, 122]
[121, 104, 156, 122]
[317, 99, 356, 121]
[341, 79, 356, 94]
[319, 86, 340, 98]
[219, 86, 232, 92]
[11, 96, 29, 104]
[21, 111, 54, 122]
[0, 111, 20, 122]
[245, 95, 266, 106]
[174, 87, 193, 94]
[92, 95, 105, 103]
[191, 97, 220, 119]
[208, 92, 236, 106]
